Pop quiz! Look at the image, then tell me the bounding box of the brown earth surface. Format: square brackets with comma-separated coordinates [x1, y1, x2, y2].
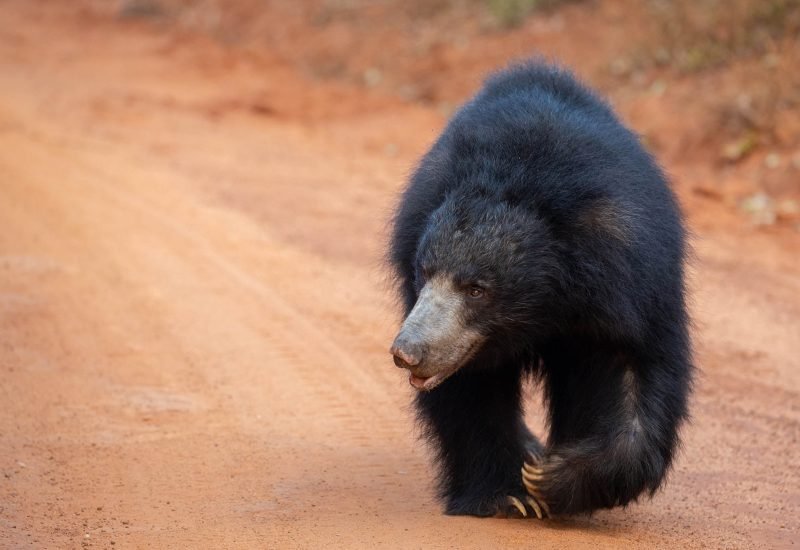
[1, 2, 799, 548]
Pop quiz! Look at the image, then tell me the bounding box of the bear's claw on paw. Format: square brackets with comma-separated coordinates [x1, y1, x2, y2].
[506, 495, 528, 518]
[521, 460, 551, 518]
[525, 496, 545, 519]
[500, 495, 546, 519]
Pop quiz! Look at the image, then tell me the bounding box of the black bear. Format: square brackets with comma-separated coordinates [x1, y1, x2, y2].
[388, 61, 692, 519]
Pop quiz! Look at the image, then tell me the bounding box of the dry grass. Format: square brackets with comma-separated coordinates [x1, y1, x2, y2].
[644, 0, 800, 72]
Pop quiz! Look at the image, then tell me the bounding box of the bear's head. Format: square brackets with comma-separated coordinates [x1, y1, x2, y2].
[390, 192, 561, 391]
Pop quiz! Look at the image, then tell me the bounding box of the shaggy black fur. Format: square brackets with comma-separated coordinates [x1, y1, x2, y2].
[388, 61, 692, 517]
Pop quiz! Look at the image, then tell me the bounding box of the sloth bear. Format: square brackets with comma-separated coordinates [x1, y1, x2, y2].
[388, 62, 692, 519]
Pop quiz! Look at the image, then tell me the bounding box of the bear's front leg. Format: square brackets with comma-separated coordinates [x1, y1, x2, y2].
[526, 338, 691, 516]
[414, 366, 544, 518]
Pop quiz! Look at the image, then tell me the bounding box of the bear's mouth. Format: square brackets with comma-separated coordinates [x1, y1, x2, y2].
[408, 371, 449, 391]
[407, 340, 483, 392]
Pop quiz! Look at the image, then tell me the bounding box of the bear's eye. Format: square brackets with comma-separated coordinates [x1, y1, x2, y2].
[467, 286, 485, 299]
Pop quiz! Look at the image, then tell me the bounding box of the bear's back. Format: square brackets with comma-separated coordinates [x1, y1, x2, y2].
[435, 62, 682, 248]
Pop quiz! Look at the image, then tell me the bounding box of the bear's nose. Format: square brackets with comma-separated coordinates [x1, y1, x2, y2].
[390, 336, 424, 369]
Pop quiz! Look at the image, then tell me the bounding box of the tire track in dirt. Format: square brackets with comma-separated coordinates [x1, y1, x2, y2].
[0, 119, 420, 547]
[100, 179, 395, 423]
[3, 118, 399, 435]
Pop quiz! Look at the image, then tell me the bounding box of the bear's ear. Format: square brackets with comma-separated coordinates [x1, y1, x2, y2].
[577, 198, 632, 243]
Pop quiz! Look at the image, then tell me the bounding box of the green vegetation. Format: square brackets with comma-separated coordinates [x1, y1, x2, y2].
[485, 0, 578, 28]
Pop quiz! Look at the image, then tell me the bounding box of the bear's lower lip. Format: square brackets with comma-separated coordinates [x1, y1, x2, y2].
[408, 373, 430, 390]
[409, 372, 446, 391]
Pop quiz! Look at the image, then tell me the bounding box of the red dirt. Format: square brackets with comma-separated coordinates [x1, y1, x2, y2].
[0, 2, 798, 548]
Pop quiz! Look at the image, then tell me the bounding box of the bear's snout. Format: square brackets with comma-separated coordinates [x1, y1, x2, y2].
[389, 274, 487, 391]
[390, 335, 425, 369]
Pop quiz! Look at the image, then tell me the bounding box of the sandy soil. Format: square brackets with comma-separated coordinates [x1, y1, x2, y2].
[0, 2, 798, 548]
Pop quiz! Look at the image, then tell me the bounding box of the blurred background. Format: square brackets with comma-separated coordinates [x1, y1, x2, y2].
[1, 1, 797, 548]
[101, 0, 800, 226]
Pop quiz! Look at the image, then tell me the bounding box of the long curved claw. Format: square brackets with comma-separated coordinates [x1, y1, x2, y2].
[521, 461, 551, 518]
[522, 464, 544, 481]
[525, 496, 544, 519]
[506, 495, 528, 518]
[538, 496, 551, 517]
[522, 474, 538, 495]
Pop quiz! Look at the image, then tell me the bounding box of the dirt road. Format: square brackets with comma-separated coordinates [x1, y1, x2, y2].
[1, 3, 798, 548]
